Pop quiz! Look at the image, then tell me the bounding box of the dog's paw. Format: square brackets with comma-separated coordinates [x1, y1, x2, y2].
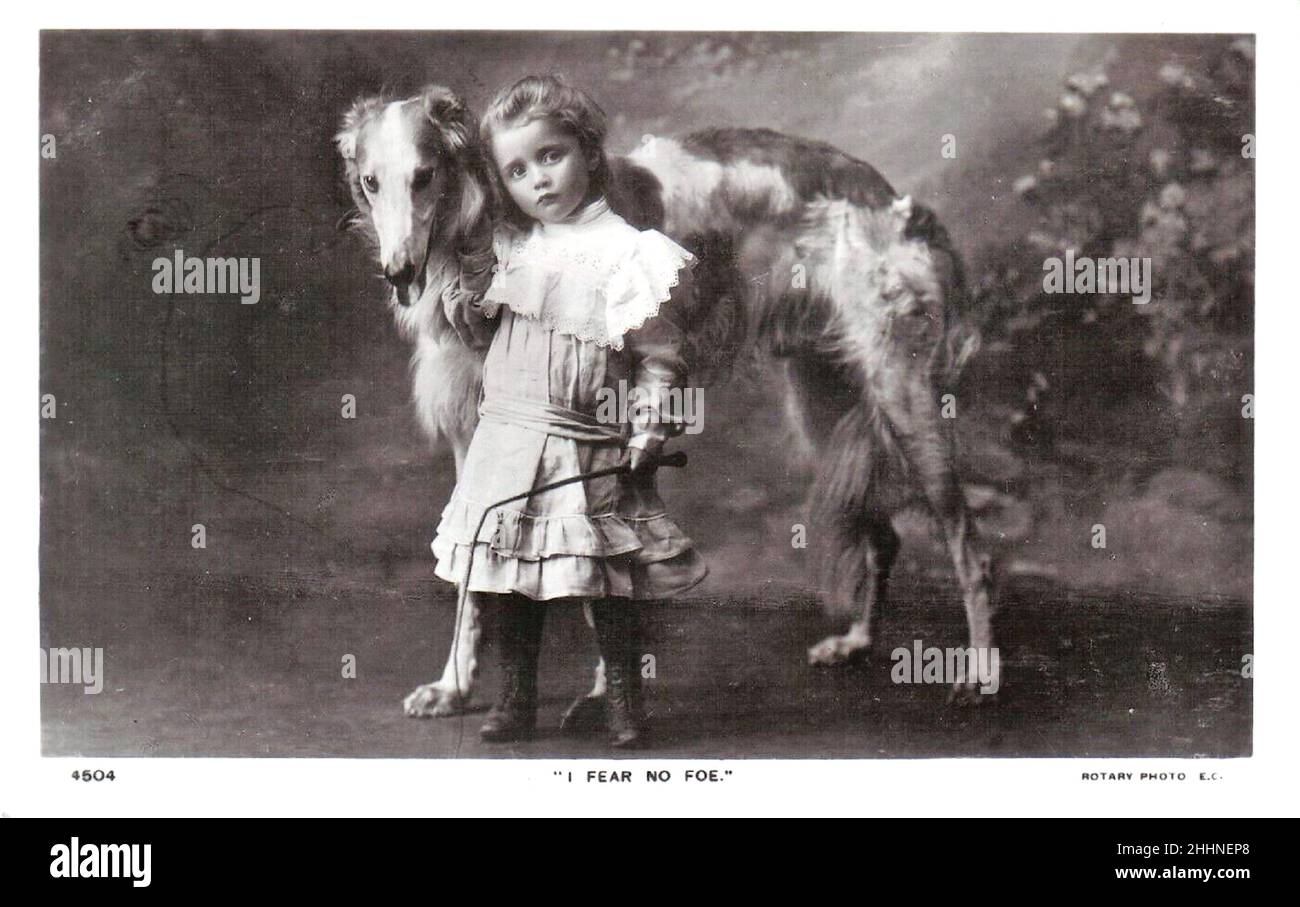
[946, 681, 998, 707]
[403, 682, 469, 718]
[808, 632, 872, 666]
[559, 694, 605, 736]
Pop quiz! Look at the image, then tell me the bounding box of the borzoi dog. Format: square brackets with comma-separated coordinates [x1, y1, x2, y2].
[335, 85, 997, 716]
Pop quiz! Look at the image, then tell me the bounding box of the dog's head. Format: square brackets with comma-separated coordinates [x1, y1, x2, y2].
[336, 85, 489, 307]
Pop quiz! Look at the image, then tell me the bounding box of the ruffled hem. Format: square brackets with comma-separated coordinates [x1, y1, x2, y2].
[620, 513, 697, 562]
[431, 537, 709, 601]
[434, 496, 641, 560]
[433, 495, 698, 563]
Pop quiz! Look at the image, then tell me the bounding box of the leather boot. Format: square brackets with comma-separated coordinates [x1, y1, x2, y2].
[590, 601, 644, 749]
[480, 596, 544, 742]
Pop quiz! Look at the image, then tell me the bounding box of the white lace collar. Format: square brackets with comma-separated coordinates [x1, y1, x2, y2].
[484, 197, 696, 350]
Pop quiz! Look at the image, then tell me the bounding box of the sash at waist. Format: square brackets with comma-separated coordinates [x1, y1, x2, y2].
[478, 393, 627, 444]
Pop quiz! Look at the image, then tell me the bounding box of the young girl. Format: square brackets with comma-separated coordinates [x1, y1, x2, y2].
[430, 75, 707, 748]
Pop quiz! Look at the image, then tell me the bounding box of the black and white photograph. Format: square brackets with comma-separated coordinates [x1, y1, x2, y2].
[9, 1, 1298, 828]
[34, 27, 1258, 761]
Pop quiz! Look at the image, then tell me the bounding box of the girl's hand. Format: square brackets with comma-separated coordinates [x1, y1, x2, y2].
[440, 283, 495, 350]
[620, 446, 657, 481]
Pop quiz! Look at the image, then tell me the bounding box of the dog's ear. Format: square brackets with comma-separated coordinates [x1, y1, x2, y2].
[419, 85, 474, 157]
[420, 84, 465, 121]
[335, 127, 357, 162]
[336, 95, 386, 161]
[337, 95, 387, 217]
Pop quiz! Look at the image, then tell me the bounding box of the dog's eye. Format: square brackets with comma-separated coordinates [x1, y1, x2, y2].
[362, 174, 379, 193]
[412, 168, 434, 192]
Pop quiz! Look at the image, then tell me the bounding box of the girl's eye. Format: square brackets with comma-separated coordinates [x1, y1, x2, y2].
[362, 174, 379, 193]
[542, 149, 563, 164]
[507, 165, 526, 180]
[412, 168, 433, 191]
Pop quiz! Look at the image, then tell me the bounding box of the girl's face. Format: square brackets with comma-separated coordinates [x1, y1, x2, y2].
[490, 116, 598, 225]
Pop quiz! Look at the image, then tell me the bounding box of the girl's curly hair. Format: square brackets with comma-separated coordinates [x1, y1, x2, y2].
[479, 75, 612, 232]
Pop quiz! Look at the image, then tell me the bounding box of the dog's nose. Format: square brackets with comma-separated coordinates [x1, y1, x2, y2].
[385, 262, 416, 287]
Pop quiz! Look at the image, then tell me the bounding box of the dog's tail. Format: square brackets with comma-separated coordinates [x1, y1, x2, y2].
[807, 400, 909, 620]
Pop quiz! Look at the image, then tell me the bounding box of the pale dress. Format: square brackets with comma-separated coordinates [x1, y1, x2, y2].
[430, 197, 708, 601]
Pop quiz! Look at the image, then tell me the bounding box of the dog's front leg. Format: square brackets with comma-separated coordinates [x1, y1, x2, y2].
[558, 599, 608, 732]
[404, 341, 485, 717]
[403, 589, 482, 717]
[559, 658, 607, 733]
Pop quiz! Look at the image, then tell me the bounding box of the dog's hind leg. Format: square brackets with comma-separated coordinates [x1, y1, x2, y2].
[865, 301, 996, 704]
[806, 504, 900, 666]
[778, 354, 902, 666]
